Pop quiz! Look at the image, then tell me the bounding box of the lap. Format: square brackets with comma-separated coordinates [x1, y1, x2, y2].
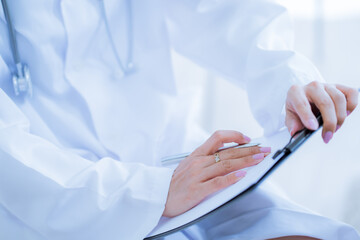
[165, 181, 360, 240]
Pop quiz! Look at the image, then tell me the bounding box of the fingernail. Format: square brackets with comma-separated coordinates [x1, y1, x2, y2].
[288, 122, 295, 136]
[323, 131, 333, 144]
[260, 147, 271, 153]
[243, 136, 251, 142]
[307, 119, 318, 130]
[253, 153, 265, 160]
[335, 125, 341, 132]
[235, 170, 247, 178]
[290, 128, 295, 136]
[347, 110, 351, 116]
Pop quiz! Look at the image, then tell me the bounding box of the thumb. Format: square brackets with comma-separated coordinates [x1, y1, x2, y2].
[193, 130, 251, 156]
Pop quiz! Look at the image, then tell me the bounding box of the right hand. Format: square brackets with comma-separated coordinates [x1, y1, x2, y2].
[162, 130, 271, 217]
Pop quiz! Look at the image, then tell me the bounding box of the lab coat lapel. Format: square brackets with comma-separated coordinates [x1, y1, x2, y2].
[60, 0, 165, 164]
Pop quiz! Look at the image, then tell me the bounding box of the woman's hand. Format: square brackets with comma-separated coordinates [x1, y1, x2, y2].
[286, 82, 358, 143]
[163, 130, 271, 218]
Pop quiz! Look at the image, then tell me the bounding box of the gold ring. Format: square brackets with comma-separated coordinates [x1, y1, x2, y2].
[214, 153, 221, 163]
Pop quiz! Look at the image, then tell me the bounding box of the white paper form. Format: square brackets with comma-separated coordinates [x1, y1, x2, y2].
[147, 129, 290, 238]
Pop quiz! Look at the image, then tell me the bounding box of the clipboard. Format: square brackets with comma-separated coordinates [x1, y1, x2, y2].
[146, 115, 323, 239]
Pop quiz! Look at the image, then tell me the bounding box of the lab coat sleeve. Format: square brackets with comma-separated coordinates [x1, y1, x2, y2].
[0, 59, 172, 239]
[165, 0, 324, 135]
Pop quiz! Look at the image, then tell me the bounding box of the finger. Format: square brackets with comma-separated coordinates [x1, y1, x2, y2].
[305, 83, 337, 143]
[285, 109, 304, 136]
[324, 85, 347, 129]
[201, 170, 247, 197]
[287, 84, 319, 131]
[335, 84, 359, 115]
[206, 146, 271, 166]
[202, 153, 265, 181]
[193, 130, 251, 156]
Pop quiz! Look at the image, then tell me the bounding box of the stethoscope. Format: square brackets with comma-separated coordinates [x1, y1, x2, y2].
[1, 0, 32, 97]
[1, 0, 135, 97]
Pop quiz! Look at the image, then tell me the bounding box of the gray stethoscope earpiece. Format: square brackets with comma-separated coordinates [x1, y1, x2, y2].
[1, 0, 32, 97]
[12, 62, 32, 96]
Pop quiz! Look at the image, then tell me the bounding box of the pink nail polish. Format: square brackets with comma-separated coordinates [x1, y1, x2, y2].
[244, 136, 251, 142]
[260, 147, 271, 153]
[253, 153, 264, 160]
[235, 170, 246, 178]
[347, 110, 351, 116]
[323, 131, 333, 144]
[288, 122, 295, 136]
[335, 125, 341, 132]
[290, 128, 295, 136]
[307, 119, 318, 130]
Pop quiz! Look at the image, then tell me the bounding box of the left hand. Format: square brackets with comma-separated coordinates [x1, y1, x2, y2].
[163, 130, 270, 217]
[285, 81, 358, 143]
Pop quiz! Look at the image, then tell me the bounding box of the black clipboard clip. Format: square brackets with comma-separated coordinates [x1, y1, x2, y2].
[272, 114, 324, 161]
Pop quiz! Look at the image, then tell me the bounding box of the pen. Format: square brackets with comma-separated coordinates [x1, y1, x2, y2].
[161, 142, 261, 166]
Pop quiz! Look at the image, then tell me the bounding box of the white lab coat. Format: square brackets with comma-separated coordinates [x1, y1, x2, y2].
[0, 0, 358, 239]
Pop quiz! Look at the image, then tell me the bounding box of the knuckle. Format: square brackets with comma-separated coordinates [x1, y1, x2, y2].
[249, 147, 260, 155]
[243, 156, 254, 165]
[288, 84, 301, 93]
[224, 175, 233, 186]
[333, 91, 346, 104]
[220, 160, 233, 172]
[295, 100, 309, 111]
[308, 81, 322, 89]
[317, 98, 332, 109]
[226, 151, 236, 159]
[349, 88, 359, 98]
[212, 177, 224, 189]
